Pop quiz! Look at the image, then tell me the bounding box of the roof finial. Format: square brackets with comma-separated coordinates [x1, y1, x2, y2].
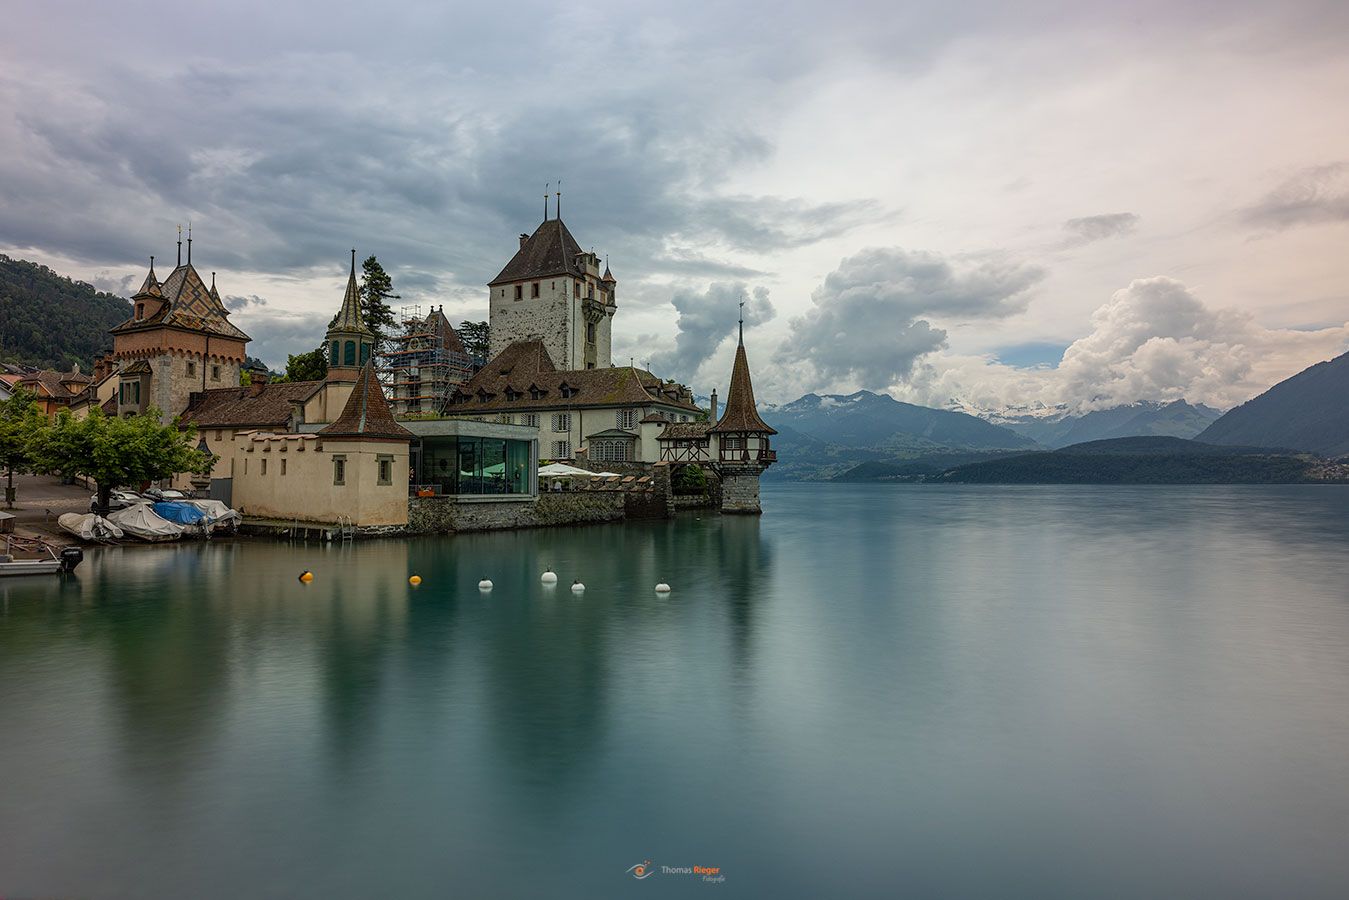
[738, 298, 746, 347]
[177, 224, 182, 266]
[149, 254, 155, 270]
[556, 179, 562, 220]
[351, 247, 356, 276]
[187, 221, 192, 264]
[211, 271, 216, 289]
[544, 183, 550, 222]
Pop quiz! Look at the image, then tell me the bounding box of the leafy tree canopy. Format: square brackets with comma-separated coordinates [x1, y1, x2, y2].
[286, 346, 328, 382]
[29, 408, 213, 513]
[0, 387, 44, 505]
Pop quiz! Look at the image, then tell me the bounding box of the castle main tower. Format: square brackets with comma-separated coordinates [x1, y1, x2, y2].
[487, 210, 615, 370]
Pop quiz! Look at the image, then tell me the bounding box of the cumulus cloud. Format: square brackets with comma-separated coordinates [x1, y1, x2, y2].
[1063, 212, 1139, 245]
[777, 247, 1045, 390]
[1243, 163, 1349, 230]
[647, 282, 775, 383]
[897, 276, 1349, 411]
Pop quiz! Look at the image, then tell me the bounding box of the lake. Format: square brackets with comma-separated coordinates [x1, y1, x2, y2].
[2, 484, 1348, 898]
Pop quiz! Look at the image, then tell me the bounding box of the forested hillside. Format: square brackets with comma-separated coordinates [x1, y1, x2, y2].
[0, 254, 130, 370]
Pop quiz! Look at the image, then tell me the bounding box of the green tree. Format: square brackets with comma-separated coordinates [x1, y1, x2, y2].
[30, 409, 213, 514]
[0, 387, 43, 507]
[458, 320, 490, 361]
[359, 255, 399, 348]
[286, 346, 328, 382]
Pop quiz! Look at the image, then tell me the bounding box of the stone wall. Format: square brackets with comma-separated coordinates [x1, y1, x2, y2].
[718, 466, 764, 514]
[406, 492, 625, 534]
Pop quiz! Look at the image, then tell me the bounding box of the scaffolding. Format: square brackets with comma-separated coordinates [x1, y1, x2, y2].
[379, 305, 474, 417]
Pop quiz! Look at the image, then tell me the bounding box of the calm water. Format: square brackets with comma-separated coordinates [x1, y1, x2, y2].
[2, 484, 1348, 898]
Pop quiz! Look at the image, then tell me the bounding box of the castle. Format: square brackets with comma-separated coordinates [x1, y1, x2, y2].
[58, 204, 775, 523]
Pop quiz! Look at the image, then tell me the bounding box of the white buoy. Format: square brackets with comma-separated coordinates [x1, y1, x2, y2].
[571, 579, 585, 593]
[655, 582, 671, 593]
[478, 576, 493, 590]
[541, 569, 558, 585]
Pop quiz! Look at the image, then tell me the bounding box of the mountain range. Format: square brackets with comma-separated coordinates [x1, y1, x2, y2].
[987, 399, 1223, 449]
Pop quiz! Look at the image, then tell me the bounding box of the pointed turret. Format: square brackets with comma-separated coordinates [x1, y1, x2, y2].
[318, 362, 411, 441]
[325, 249, 376, 381]
[710, 343, 776, 435]
[134, 258, 163, 299]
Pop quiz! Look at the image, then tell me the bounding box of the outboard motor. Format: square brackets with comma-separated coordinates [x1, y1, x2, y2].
[59, 547, 84, 573]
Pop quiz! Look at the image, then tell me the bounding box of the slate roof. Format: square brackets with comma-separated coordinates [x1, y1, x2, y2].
[112, 262, 251, 341]
[181, 381, 324, 428]
[318, 363, 412, 440]
[121, 359, 153, 375]
[709, 342, 776, 434]
[328, 251, 373, 336]
[442, 340, 701, 415]
[489, 219, 587, 286]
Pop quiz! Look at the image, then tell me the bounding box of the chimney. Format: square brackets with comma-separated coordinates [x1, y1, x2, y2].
[252, 369, 270, 385]
[249, 381, 266, 398]
[710, 389, 719, 421]
[519, 233, 529, 249]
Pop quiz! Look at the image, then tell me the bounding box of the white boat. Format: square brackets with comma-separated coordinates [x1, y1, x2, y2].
[0, 536, 83, 576]
[58, 513, 125, 543]
[107, 504, 184, 542]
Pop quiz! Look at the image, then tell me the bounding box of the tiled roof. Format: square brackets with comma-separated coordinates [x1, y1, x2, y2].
[442, 340, 701, 415]
[658, 422, 711, 440]
[112, 262, 250, 341]
[181, 381, 324, 428]
[488, 219, 587, 286]
[133, 263, 162, 299]
[318, 363, 412, 440]
[18, 368, 92, 400]
[121, 359, 153, 375]
[327, 251, 373, 336]
[709, 342, 776, 434]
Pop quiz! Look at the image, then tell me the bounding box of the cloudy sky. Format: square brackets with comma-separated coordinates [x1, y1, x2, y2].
[3, 0, 1348, 410]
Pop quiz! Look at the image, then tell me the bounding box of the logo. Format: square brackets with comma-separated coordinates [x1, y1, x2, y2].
[626, 860, 655, 880]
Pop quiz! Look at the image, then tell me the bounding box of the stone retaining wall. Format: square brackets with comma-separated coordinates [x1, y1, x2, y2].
[404, 492, 626, 534]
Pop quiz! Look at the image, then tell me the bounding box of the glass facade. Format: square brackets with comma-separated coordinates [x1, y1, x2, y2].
[414, 436, 532, 496]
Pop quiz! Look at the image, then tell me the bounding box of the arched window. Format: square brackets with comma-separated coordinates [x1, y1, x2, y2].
[360, 342, 371, 365]
[330, 341, 339, 365]
[344, 341, 356, 366]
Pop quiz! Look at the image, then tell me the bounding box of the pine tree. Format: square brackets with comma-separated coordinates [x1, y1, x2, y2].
[458, 320, 491, 361]
[359, 255, 399, 348]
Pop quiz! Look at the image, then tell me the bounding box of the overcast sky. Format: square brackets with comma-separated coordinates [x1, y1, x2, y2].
[3, 0, 1347, 410]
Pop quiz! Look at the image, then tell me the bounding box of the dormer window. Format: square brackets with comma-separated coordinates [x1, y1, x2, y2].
[504, 387, 520, 402]
[135, 303, 144, 320]
[559, 383, 576, 399]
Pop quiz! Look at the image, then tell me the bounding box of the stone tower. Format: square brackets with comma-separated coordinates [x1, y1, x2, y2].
[487, 213, 616, 370]
[708, 324, 777, 514]
[109, 235, 251, 422]
[325, 249, 376, 382]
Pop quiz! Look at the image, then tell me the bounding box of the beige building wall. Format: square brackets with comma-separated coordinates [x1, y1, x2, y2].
[229, 433, 410, 526]
[473, 403, 698, 462]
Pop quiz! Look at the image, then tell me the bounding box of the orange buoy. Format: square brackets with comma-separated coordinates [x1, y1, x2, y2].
[409, 575, 422, 586]
[298, 570, 314, 584]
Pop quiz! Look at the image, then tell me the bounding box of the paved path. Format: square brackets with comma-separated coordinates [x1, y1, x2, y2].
[3, 474, 94, 545]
